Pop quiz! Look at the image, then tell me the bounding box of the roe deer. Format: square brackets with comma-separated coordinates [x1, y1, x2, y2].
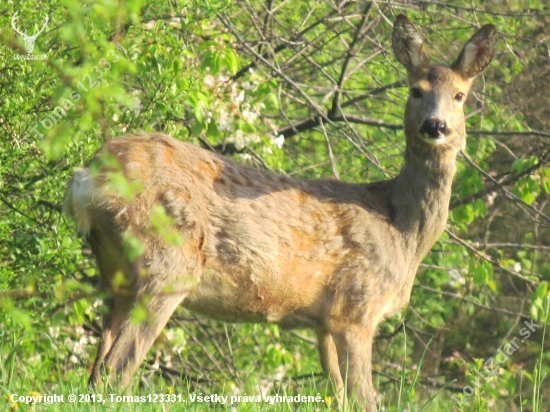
[64, 14, 496, 410]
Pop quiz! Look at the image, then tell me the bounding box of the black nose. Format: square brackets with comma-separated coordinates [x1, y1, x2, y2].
[420, 119, 448, 138]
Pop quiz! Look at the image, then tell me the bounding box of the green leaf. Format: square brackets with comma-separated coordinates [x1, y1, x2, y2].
[72, 299, 87, 325]
[507, 376, 517, 394]
[10, 307, 32, 330]
[122, 232, 146, 262]
[131, 304, 148, 324]
[224, 49, 239, 75]
[472, 260, 494, 290]
[521, 190, 536, 205]
[543, 169, 550, 194]
[536, 281, 548, 300]
[511, 156, 538, 173]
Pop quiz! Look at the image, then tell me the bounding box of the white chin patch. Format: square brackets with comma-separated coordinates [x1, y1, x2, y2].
[421, 135, 446, 145]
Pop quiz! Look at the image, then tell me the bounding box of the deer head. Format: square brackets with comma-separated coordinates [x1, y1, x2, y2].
[392, 15, 497, 156]
[12, 12, 49, 54]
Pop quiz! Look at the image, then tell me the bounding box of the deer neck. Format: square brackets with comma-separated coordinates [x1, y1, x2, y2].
[390, 142, 459, 261]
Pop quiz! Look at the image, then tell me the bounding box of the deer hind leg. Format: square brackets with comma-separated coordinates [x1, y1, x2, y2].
[316, 329, 344, 403]
[332, 325, 377, 411]
[92, 256, 192, 387]
[87, 225, 135, 386]
[101, 276, 188, 387]
[89, 291, 134, 386]
[87, 225, 195, 387]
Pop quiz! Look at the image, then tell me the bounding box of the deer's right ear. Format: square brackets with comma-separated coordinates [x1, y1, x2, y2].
[392, 14, 430, 72]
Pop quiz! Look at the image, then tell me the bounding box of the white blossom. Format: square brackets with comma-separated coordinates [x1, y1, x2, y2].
[203, 75, 216, 88]
[235, 90, 245, 103]
[242, 107, 259, 123]
[272, 135, 284, 149]
[217, 109, 233, 132]
[448, 268, 465, 287]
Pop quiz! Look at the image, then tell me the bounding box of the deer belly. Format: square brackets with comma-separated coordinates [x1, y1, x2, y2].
[182, 268, 324, 328]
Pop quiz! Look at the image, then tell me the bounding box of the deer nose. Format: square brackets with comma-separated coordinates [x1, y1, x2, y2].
[420, 119, 448, 138]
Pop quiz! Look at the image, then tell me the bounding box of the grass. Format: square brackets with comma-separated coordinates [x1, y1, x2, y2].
[1, 304, 549, 412]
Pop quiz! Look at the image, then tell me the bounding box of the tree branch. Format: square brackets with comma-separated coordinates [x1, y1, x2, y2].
[329, 3, 373, 118]
[278, 111, 402, 139]
[451, 149, 550, 208]
[445, 229, 536, 284]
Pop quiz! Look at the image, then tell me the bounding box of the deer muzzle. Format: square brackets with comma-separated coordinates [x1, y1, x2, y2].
[420, 118, 448, 139]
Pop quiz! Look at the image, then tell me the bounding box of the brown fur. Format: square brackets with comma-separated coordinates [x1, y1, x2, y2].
[63, 15, 497, 410]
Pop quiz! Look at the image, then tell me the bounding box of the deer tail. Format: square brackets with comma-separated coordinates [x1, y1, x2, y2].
[63, 167, 96, 236]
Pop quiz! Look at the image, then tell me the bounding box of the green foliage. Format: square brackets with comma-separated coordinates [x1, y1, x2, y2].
[530, 282, 549, 321]
[199, 37, 239, 75]
[471, 260, 497, 292]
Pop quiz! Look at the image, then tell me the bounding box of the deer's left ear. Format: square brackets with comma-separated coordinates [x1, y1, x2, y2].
[452, 24, 498, 79]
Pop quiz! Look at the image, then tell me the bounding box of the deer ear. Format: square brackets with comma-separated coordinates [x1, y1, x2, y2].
[392, 14, 430, 72]
[452, 24, 498, 79]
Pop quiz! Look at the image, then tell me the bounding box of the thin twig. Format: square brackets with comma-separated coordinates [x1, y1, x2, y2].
[320, 117, 340, 179]
[445, 229, 535, 284]
[417, 285, 531, 319]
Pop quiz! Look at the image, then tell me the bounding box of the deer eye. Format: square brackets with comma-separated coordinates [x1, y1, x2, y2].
[455, 92, 465, 102]
[410, 88, 422, 98]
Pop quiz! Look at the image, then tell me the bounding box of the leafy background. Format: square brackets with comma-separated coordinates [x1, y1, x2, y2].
[0, 0, 549, 411]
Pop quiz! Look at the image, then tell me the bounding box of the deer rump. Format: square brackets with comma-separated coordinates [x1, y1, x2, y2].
[65, 132, 406, 331]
